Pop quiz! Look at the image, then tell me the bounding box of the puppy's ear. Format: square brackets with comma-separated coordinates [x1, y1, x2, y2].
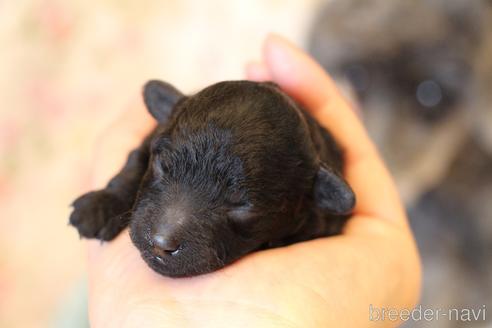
[313, 164, 355, 215]
[143, 80, 184, 123]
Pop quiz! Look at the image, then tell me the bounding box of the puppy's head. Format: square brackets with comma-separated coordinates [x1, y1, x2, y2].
[309, 0, 491, 202]
[129, 80, 354, 277]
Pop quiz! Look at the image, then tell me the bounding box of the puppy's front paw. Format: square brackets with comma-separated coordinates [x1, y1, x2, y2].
[69, 190, 130, 241]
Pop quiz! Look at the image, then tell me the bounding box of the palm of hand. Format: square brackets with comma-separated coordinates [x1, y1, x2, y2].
[89, 216, 408, 328]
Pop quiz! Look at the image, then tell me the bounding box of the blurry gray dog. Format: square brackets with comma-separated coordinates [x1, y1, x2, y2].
[309, 0, 492, 326]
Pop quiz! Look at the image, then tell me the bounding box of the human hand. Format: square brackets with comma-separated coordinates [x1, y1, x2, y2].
[85, 35, 421, 328]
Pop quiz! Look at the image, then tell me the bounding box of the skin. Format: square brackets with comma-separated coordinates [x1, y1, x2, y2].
[85, 35, 421, 327]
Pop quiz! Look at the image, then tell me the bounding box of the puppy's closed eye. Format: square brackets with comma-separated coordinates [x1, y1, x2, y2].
[150, 139, 174, 178]
[227, 204, 257, 222]
[224, 187, 250, 206]
[152, 159, 170, 179]
[150, 136, 173, 154]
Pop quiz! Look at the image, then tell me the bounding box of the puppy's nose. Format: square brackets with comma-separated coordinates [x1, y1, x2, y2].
[152, 233, 181, 256]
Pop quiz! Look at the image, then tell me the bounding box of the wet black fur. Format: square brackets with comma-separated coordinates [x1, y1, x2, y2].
[69, 80, 355, 277]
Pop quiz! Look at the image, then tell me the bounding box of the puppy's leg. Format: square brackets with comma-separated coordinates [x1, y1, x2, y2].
[69, 138, 150, 241]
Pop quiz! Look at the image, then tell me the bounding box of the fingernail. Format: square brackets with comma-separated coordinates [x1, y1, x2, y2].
[264, 34, 297, 83]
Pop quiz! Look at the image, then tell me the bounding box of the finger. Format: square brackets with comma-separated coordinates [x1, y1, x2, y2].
[261, 35, 407, 225]
[245, 61, 272, 81]
[262, 34, 371, 159]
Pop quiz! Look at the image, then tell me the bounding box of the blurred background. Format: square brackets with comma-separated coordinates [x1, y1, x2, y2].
[0, 0, 490, 327]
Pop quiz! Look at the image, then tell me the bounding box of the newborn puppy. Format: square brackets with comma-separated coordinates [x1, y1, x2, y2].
[70, 80, 355, 277]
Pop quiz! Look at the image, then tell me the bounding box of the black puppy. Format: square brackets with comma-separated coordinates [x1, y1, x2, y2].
[69, 80, 355, 277]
